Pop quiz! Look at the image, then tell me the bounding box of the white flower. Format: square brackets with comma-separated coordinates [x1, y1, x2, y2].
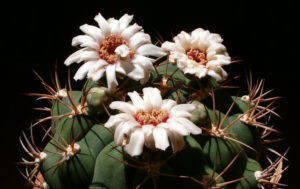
[162, 28, 231, 81]
[105, 87, 202, 156]
[64, 13, 166, 91]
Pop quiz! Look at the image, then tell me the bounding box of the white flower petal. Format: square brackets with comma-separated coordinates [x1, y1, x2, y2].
[106, 64, 118, 91]
[182, 66, 197, 75]
[116, 60, 135, 74]
[207, 70, 222, 81]
[161, 99, 177, 111]
[129, 32, 151, 50]
[115, 61, 127, 75]
[191, 28, 205, 40]
[206, 60, 220, 67]
[207, 66, 227, 82]
[153, 127, 170, 150]
[167, 120, 189, 136]
[175, 117, 202, 135]
[131, 55, 154, 71]
[93, 59, 108, 70]
[127, 65, 145, 81]
[207, 55, 231, 66]
[172, 104, 195, 112]
[197, 30, 210, 42]
[71, 35, 92, 46]
[73, 61, 96, 80]
[105, 113, 131, 128]
[195, 68, 208, 79]
[174, 31, 191, 49]
[79, 50, 99, 61]
[90, 68, 105, 81]
[115, 44, 130, 58]
[142, 125, 155, 149]
[171, 109, 192, 118]
[79, 24, 104, 43]
[161, 41, 177, 51]
[72, 35, 99, 49]
[125, 129, 145, 156]
[142, 87, 163, 110]
[128, 91, 145, 110]
[140, 69, 151, 84]
[170, 104, 195, 118]
[220, 67, 228, 78]
[207, 43, 226, 53]
[94, 13, 110, 35]
[110, 19, 121, 35]
[137, 44, 166, 57]
[208, 33, 223, 43]
[65, 48, 99, 66]
[114, 124, 130, 146]
[121, 23, 142, 40]
[109, 101, 137, 115]
[86, 60, 108, 80]
[64, 48, 86, 66]
[119, 14, 133, 31]
[168, 131, 185, 152]
[114, 121, 138, 145]
[141, 125, 154, 137]
[168, 53, 178, 63]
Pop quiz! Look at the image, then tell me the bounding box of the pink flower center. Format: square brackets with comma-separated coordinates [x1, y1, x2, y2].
[186, 48, 208, 65]
[134, 109, 169, 126]
[98, 34, 133, 64]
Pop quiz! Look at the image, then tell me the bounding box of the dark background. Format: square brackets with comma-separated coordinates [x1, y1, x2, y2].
[2, 1, 298, 188]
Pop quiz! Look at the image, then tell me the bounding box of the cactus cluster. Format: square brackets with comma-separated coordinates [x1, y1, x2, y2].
[18, 12, 288, 189]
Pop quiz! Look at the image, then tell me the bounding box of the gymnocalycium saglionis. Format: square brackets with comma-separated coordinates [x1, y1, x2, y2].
[18, 12, 289, 189]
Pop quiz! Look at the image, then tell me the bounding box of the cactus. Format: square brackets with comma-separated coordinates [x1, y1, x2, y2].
[18, 12, 289, 189]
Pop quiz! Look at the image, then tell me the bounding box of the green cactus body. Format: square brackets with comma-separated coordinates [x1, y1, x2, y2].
[32, 62, 264, 189]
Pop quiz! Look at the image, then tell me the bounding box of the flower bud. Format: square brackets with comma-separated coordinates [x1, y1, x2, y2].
[190, 101, 207, 124]
[86, 87, 109, 112]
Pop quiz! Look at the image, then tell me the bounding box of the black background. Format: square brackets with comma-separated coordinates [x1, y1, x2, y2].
[2, 1, 298, 188]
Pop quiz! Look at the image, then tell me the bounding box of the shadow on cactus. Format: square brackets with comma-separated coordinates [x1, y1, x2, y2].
[17, 11, 289, 189]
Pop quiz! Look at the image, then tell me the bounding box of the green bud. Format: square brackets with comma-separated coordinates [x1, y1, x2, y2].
[190, 101, 207, 125]
[86, 87, 109, 112]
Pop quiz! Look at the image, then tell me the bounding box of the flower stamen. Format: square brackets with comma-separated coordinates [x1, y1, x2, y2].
[98, 34, 133, 64]
[186, 48, 208, 65]
[135, 109, 169, 126]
